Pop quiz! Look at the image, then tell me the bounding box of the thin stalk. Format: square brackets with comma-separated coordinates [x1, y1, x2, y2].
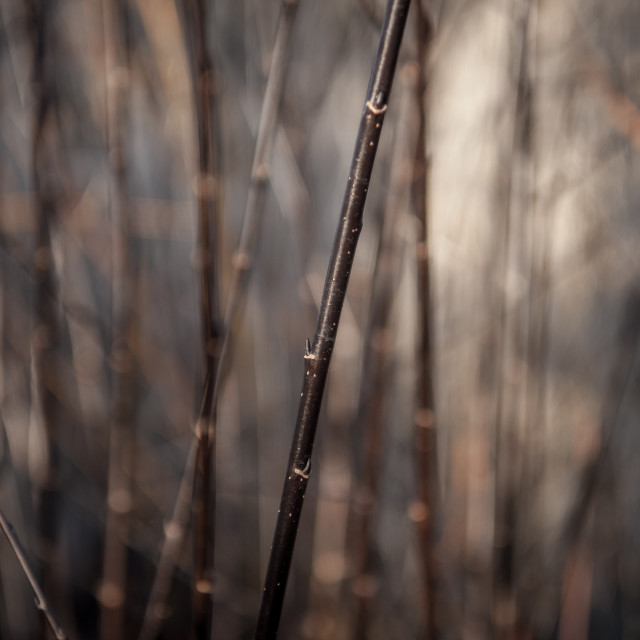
[491, 3, 533, 636]
[411, 3, 439, 638]
[99, 0, 135, 638]
[140, 2, 299, 637]
[515, 1, 541, 632]
[550, 300, 640, 635]
[0, 508, 67, 640]
[216, 0, 299, 393]
[254, 1, 412, 637]
[180, 0, 223, 638]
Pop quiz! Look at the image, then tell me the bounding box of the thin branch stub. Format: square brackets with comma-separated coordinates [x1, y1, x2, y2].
[366, 99, 388, 115]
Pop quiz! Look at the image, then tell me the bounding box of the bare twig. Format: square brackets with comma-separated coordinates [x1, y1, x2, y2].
[0, 508, 68, 640]
[254, 1, 412, 637]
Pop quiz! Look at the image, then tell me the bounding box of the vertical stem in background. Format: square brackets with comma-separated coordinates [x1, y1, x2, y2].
[140, 3, 299, 637]
[27, 0, 62, 622]
[411, 3, 439, 639]
[181, 0, 223, 637]
[217, 0, 299, 390]
[348, 71, 412, 640]
[254, 1, 412, 637]
[516, 0, 542, 632]
[99, 0, 136, 638]
[491, 2, 532, 636]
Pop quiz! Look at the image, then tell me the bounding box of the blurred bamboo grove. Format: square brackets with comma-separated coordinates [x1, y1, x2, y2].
[1, 0, 640, 638]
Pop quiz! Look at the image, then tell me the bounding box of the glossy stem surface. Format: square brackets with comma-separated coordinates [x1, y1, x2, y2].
[254, 1, 412, 637]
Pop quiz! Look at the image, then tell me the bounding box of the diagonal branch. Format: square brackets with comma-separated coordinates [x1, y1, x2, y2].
[0, 508, 67, 640]
[254, 1, 412, 637]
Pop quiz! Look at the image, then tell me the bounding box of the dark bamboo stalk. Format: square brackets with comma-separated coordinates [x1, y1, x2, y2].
[140, 3, 299, 636]
[0, 508, 67, 640]
[254, 1, 412, 637]
[180, 0, 223, 637]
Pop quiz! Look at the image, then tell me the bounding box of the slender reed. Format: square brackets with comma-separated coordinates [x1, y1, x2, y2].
[410, 3, 439, 638]
[140, 2, 299, 636]
[99, 1, 136, 638]
[216, 0, 299, 392]
[254, 1, 412, 637]
[0, 508, 67, 640]
[178, 0, 224, 637]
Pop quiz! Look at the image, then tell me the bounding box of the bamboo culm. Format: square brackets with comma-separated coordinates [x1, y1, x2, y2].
[254, 1, 412, 637]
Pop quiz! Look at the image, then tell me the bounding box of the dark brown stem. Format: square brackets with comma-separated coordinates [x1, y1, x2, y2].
[180, 0, 223, 637]
[254, 1, 412, 637]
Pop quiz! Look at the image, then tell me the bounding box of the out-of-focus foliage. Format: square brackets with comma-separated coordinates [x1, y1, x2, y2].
[1, 0, 639, 638]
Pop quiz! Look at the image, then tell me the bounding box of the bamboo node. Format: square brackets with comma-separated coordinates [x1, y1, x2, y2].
[34, 247, 52, 271]
[108, 488, 132, 514]
[97, 582, 124, 608]
[408, 500, 429, 523]
[415, 408, 435, 429]
[196, 579, 214, 594]
[366, 99, 387, 115]
[352, 574, 379, 599]
[164, 521, 182, 539]
[294, 459, 311, 479]
[232, 251, 251, 270]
